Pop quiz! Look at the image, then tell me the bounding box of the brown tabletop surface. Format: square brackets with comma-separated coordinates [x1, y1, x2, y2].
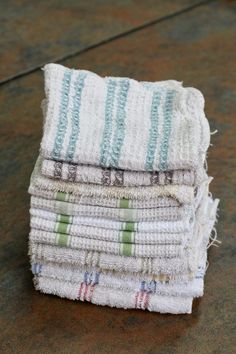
[0, 1, 235, 353]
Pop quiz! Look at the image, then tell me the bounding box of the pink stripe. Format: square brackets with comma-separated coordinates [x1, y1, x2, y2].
[135, 291, 139, 308]
[84, 283, 89, 300]
[87, 285, 94, 302]
[140, 292, 145, 309]
[78, 282, 84, 300]
[143, 292, 149, 310]
[135, 291, 144, 309]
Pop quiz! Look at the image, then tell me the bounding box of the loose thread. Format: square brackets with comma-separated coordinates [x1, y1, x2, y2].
[210, 129, 218, 135]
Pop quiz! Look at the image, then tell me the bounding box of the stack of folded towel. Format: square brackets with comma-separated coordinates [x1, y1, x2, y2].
[28, 63, 219, 314]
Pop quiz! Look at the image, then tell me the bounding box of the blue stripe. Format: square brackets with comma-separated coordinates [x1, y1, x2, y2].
[100, 79, 117, 166]
[159, 90, 176, 171]
[66, 72, 87, 161]
[145, 91, 162, 171]
[84, 271, 89, 283]
[140, 280, 146, 291]
[52, 69, 72, 159]
[31, 263, 42, 275]
[110, 79, 130, 167]
[94, 272, 100, 285]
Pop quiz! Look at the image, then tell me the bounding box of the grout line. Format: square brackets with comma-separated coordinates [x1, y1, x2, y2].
[0, 0, 216, 86]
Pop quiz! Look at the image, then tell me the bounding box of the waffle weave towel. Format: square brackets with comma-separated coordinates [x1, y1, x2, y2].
[30, 216, 190, 245]
[29, 184, 180, 209]
[29, 197, 219, 276]
[29, 242, 199, 278]
[41, 63, 210, 171]
[31, 196, 192, 222]
[30, 208, 193, 233]
[29, 228, 184, 258]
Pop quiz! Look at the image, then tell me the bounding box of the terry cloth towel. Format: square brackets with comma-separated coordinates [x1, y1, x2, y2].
[29, 185, 180, 209]
[31, 259, 205, 298]
[29, 197, 219, 276]
[41, 63, 210, 172]
[41, 159, 207, 187]
[33, 275, 193, 314]
[30, 157, 195, 204]
[29, 228, 185, 258]
[30, 216, 191, 245]
[30, 208, 194, 233]
[30, 196, 192, 222]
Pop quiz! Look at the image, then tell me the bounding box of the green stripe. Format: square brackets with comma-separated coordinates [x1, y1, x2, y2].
[121, 231, 133, 243]
[120, 243, 133, 256]
[124, 222, 135, 232]
[59, 214, 70, 223]
[56, 191, 67, 202]
[56, 222, 69, 234]
[57, 233, 69, 247]
[119, 198, 129, 208]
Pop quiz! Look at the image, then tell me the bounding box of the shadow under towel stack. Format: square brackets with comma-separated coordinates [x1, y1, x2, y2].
[28, 63, 219, 314]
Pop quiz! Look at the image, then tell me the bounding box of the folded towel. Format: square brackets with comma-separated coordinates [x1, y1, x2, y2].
[29, 184, 180, 209]
[31, 258, 193, 283]
[41, 158, 207, 187]
[31, 259, 206, 297]
[29, 229, 184, 258]
[29, 197, 219, 275]
[34, 275, 193, 314]
[29, 242, 197, 278]
[30, 157, 195, 203]
[30, 216, 190, 245]
[30, 208, 193, 233]
[41, 63, 210, 172]
[31, 196, 192, 222]
[27, 62, 219, 314]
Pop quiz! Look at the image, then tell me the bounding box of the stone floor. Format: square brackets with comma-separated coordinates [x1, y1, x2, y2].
[0, 1, 235, 353]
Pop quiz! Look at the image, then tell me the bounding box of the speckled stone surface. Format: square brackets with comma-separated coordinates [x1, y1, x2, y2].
[0, 1, 235, 353]
[0, 0, 201, 83]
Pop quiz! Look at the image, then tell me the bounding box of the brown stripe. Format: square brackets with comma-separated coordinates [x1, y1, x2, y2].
[101, 168, 111, 186]
[113, 170, 124, 186]
[54, 161, 62, 178]
[68, 164, 77, 182]
[150, 171, 159, 185]
[165, 171, 173, 184]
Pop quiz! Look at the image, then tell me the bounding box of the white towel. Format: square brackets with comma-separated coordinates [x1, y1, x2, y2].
[29, 229, 184, 258]
[34, 275, 193, 314]
[29, 241, 198, 279]
[29, 184, 180, 208]
[30, 156, 195, 204]
[41, 63, 210, 172]
[41, 158, 207, 187]
[31, 257, 206, 297]
[30, 208, 193, 233]
[30, 216, 190, 245]
[29, 197, 219, 276]
[30, 195, 192, 222]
